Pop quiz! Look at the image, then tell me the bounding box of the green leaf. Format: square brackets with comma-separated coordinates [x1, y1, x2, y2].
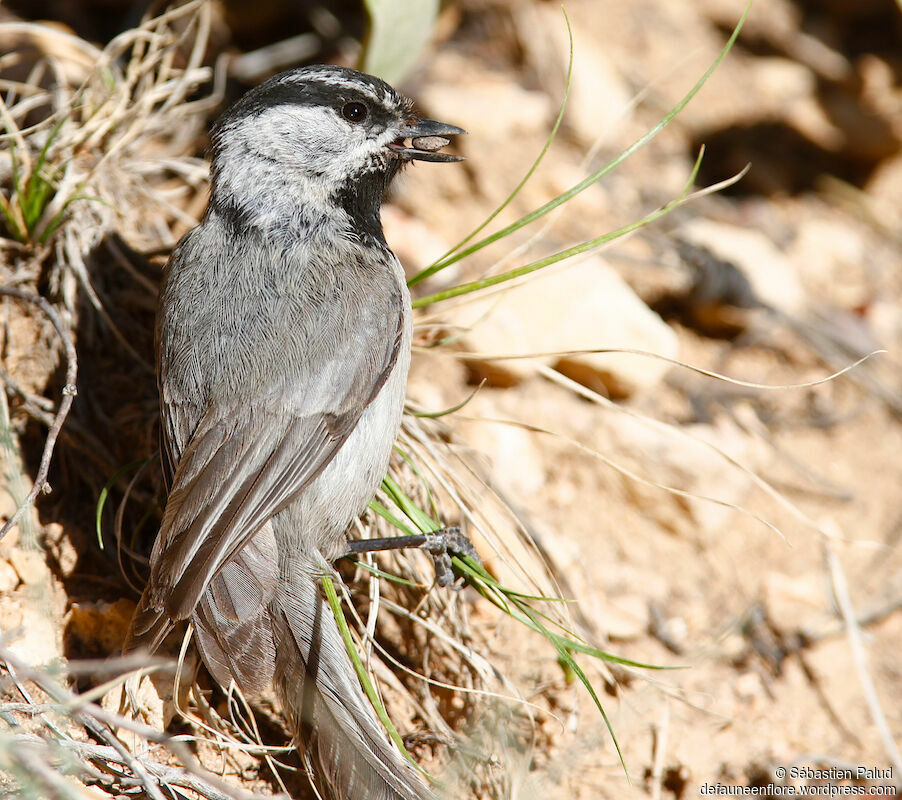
[409, 380, 485, 418]
[361, 0, 440, 85]
[22, 115, 67, 236]
[37, 190, 101, 245]
[381, 473, 439, 534]
[351, 558, 421, 587]
[23, 173, 55, 233]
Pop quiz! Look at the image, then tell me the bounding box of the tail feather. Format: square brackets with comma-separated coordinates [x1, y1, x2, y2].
[275, 574, 435, 800]
[193, 587, 276, 696]
[125, 525, 432, 798]
[191, 524, 279, 695]
[122, 592, 174, 655]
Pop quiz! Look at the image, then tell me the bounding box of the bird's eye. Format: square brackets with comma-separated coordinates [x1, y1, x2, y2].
[341, 102, 368, 123]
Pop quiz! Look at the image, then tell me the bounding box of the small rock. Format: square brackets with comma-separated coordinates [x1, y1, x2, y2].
[515, 3, 633, 147]
[653, 611, 689, 652]
[457, 410, 547, 496]
[788, 217, 868, 309]
[103, 647, 197, 734]
[868, 299, 902, 350]
[447, 255, 678, 397]
[103, 676, 165, 738]
[8, 547, 50, 586]
[763, 572, 833, 635]
[0, 588, 62, 666]
[66, 599, 136, 658]
[0, 595, 24, 631]
[734, 671, 766, 704]
[681, 219, 806, 315]
[608, 414, 759, 537]
[44, 522, 78, 577]
[0, 559, 19, 593]
[598, 594, 649, 641]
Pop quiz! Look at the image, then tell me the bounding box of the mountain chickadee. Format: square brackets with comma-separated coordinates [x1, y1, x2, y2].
[124, 65, 465, 800]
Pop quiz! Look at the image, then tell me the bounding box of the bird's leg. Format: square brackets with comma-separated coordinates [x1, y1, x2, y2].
[345, 526, 479, 587]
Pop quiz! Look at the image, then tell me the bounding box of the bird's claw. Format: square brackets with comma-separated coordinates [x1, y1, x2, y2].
[420, 526, 480, 588]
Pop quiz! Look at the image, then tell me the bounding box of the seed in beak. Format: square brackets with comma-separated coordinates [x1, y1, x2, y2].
[411, 135, 451, 152]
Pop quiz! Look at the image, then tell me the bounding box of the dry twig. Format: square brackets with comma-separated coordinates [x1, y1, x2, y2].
[0, 287, 77, 541]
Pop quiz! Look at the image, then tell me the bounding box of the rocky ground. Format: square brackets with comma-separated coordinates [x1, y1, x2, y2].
[1, 1, 901, 798]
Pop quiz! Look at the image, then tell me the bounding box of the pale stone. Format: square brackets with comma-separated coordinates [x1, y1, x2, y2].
[763, 571, 835, 636]
[682, 219, 806, 314]
[605, 414, 760, 538]
[8, 547, 50, 586]
[515, 3, 633, 146]
[1, 588, 62, 667]
[869, 299, 902, 350]
[789, 217, 869, 308]
[103, 676, 165, 744]
[735, 671, 766, 704]
[0, 559, 18, 593]
[457, 413, 547, 497]
[104, 647, 197, 736]
[598, 594, 649, 641]
[447, 255, 678, 397]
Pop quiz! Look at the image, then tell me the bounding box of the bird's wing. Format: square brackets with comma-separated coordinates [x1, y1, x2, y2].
[144, 295, 405, 624]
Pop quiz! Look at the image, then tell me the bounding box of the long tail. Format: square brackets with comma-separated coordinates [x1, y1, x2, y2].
[125, 526, 432, 798]
[273, 573, 435, 800]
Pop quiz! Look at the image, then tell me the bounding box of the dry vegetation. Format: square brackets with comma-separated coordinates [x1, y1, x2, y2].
[1, 1, 902, 799]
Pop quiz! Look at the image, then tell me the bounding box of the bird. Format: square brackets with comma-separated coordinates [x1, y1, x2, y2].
[123, 64, 465, 800]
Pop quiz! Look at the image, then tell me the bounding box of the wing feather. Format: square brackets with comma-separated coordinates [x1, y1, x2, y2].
[146, 295, 404, 623]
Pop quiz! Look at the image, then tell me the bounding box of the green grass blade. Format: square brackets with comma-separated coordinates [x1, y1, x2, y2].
[22, 173, 55, 233]
[95, 458, 151, 550]
[411, 147, 706, 308]
[500, 588, 627, 774]
[391, 445, 443, 522]
[0, 192, 26, 242]
[320, 574, 419, 765]
[38, 190, 105, 245]
[451, 554, 669, 670]
[381, 473, 439, 533]
[409, 380, 485, 419]
[374, 457, 675, 777]
[407, 9, 575, 288]
[351, 559, 421, 587]
[18, 115, 67, 237]
[33, 115, 66, 179]
[368, 499, 420, 538]
[415, 2, 749, 280]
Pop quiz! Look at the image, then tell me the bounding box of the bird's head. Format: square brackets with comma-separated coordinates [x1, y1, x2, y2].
[209, 65, 464, 239]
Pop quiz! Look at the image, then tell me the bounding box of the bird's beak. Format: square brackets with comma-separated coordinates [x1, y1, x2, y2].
[388, 118, 466, 163]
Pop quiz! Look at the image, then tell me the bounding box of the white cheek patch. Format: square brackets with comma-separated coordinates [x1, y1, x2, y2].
[250, 106, 380, 181]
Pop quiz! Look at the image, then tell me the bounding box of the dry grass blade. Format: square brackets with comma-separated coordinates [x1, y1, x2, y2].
[0, 643, 282, 800]
[825, 538, 902, 777]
